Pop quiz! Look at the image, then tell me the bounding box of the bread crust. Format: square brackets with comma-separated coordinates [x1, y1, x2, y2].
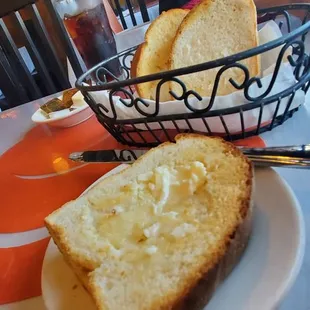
[130, 45, 142, 79]
[172, 169, 253, 309]
[45, 134, 254, 310]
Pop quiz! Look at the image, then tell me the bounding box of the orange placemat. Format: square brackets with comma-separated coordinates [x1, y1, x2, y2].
[234, 136, 265, 147]
[0, 238, 50, 305]
[0, 116, 111, 176]
[0, 117, 121, 233]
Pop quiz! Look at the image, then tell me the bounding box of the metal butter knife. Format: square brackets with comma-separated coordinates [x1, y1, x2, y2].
[69, 145, 310, 169]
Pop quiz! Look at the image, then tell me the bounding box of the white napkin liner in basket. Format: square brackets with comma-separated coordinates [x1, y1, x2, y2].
[90, 21, 305, 134]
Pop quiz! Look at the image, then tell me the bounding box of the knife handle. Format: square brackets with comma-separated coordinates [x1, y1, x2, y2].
[241, 144, 310, 158]
[69, 150, 145, 163]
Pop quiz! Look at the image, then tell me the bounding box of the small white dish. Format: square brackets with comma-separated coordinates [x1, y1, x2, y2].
[41, 166, 305, 310]
[31, 92, 93, 128]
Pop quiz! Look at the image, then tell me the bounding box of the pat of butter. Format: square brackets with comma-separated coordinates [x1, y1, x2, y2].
[171, 223, 196, 238]
[148, 183, 155, 191]
[72, 90, 83, 101]
[189, 161, 207, 180]
[144, 223, 160, 238]
[108, 244, 123, 258]
[145, 245, 158, 255]
[137, 172, 153, 182]
[113, 206, 124, 214]
[153, 167, 171, 214]
[151, 162, 207, 213]
[163, 211, 178, 219]
[71, 91, 86, 108]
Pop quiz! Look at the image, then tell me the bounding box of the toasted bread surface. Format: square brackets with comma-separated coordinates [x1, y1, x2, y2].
[170, 0, 260, 97]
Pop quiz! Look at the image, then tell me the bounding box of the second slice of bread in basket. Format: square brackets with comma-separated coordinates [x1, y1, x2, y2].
[135, 9, 189, 101]
[45, 134, 253, 310]
[170, 0, 260, 97]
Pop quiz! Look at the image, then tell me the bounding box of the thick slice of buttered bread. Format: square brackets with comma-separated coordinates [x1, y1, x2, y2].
[135, 9, 189, 101]
[45, 134, 253, 310]
[170, 0, 260, 97]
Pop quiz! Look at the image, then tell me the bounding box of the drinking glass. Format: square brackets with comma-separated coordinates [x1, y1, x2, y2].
[54, 0, 122, 80]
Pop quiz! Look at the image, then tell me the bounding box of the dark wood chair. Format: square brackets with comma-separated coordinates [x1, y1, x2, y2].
[110, 0, 153, 29]
[0, 0, 84, 110]
[0, 44, 30, 109]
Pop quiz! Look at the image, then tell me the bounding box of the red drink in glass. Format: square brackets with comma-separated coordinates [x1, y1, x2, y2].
[56, 0, 122, 80]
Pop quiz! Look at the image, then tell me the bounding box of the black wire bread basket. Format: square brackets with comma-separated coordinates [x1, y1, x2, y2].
[76, 4, 310, 147]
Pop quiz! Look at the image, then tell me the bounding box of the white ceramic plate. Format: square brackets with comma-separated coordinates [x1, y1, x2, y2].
[31, 94, 93, 128]
[41, 166, 305, 310]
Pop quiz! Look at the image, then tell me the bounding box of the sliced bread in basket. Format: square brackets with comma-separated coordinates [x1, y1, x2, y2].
[135, 9, 189, 101]
[170, 0, 260, 97]
[45, 134, 253, 310]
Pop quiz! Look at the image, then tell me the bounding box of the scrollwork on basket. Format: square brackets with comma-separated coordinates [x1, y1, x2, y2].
[95, 62, 132, 84]
[122, 52, 135, 71]
[80, 90, 116, 122]
[101, 87, 134, 120]
[290, 42, 310, 82]
[95, 67, 114, 85]
[166, 77, 204, 112]
[206, 62, 250, 108]
[165, 62, 251, 113]
[92, 84, 156, 120]
[118, 52, 136, 80]
[111, 86, 158, 117]
[243, 38, 309, 101]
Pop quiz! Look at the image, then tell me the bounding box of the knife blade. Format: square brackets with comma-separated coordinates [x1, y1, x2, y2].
[69, 145, 310, 169]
